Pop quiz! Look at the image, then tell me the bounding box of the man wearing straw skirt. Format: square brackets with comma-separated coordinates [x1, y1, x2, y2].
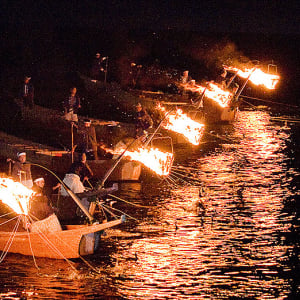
[29, 177, 54, 220]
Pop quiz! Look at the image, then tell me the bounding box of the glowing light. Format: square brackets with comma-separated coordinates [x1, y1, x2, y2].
[181, 82, 233, 108]
[224, 66, 280, 89]
[157, 105, 205, 145]
[0, 177, 34, 215]
[102, 146, 174, 176]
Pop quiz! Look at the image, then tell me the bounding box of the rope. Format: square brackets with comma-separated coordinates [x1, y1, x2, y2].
[0, 216, 21, 263]
[108, 194, 154, 208]
[101, 203, 139, 222]
[0, 212, 16, 219]
[26, 215, 39, 269]
[240, 95, 300, 109]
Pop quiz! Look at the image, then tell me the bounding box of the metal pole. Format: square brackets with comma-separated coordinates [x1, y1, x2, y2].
[226, 71, 239, 89]
[99, 137, 139, 188]
[235, 67, 257, 101]
[144, 108, 175, 148]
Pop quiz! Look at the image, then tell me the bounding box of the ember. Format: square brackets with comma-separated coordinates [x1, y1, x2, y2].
[0, 177, 34, 215]
[224, 66, 280, 89]
[157, 105, 205, 145]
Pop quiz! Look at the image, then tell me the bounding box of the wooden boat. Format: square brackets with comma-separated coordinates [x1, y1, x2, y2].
[0, 131, 141, 181]
[201, 98, 238, 124]
[0, 215, 124, 259]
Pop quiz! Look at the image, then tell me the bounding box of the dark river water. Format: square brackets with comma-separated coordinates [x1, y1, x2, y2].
[0, 110, 299, 299]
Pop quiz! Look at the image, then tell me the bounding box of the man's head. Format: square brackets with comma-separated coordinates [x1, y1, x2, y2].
[135, 103, 142, 112]
[221, 70, 227, 78]
[34, 177, 45, 188]
[80, 153, 87, 163]
[24, 76, 31, 84]
[17, 152, 26, 163]
[96, 53, 101, 58]
[70, 87, 77, 96]
[84, 119, 91, 127]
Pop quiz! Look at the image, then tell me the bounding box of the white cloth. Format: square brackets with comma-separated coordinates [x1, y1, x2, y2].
[64, 111, 78, 122]
[60, 173, 85, 196]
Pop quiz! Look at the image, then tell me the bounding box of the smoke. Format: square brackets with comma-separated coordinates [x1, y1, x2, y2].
[183, 38, 253, 72]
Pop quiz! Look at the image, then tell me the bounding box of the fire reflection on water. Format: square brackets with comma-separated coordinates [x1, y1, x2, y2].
[0, 111, 298, 299]
[112, 111, 298, 299]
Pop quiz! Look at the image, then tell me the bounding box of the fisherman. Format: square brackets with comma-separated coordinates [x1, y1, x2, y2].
[134, 103, 153, 140]
[77, 119, 98, 160]
[130, 62, 142, 88]
[7, 152, 33, 188]
[91, 53, 107, 81]
[57, 164, 87, 222]
[215, 69, 228, 89]
[68, 152, 93, 183]
[20, 76, 34, 108]
[179, 70, 192, 95]
[229, 83, 240, 110]
[29, 177, 54, 220]
[63, 87, 81, 123]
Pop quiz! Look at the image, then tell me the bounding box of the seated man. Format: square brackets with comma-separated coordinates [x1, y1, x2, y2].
[29, 177, 54, 220]
[68, 152, 93, 183]
[57, 165, 87, 223]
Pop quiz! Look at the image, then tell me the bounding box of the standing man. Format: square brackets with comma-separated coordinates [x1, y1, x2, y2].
[91, 53, 107, 81]
[134, 103, 153, 139]
[8, 152, 33, 188]
[77, 119, 98, 160]
[20, 76, 34, 108]
[63, 87, 81, 122]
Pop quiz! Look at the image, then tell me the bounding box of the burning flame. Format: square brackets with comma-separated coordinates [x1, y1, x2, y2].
[0, 177, 34, 215]
[157, 105, 205, 145]
[125, 147, 174, 176]
[224, 66, 280, 89]
[182, 82, 233, 108]
[102, 146, 174, 176]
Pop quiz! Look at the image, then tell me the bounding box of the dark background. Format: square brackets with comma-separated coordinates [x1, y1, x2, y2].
[0, 0, 299, 110]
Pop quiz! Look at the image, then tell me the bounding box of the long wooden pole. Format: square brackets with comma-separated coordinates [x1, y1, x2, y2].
[29, 163, 94, 222]
[99, 137, 138, 188]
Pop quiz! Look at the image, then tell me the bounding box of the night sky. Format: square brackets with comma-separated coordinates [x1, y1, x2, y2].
[1, 0, 299, 34]
[0, 0, 299, 106]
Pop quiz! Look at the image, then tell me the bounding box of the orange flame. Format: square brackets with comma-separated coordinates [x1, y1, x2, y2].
[102, 146, 174, 176]
[0, 177, 34, 215]
[224, 66, 280, 89]
[182, 82, 233, 108]
[157, 105, 205, 145]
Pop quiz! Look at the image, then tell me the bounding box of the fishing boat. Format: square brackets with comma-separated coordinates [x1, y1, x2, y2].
[0, 214, 124, 259]
[0, 130, 141, 182]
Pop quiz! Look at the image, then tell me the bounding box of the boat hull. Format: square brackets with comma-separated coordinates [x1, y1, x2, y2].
[0, 216, 123, 259]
